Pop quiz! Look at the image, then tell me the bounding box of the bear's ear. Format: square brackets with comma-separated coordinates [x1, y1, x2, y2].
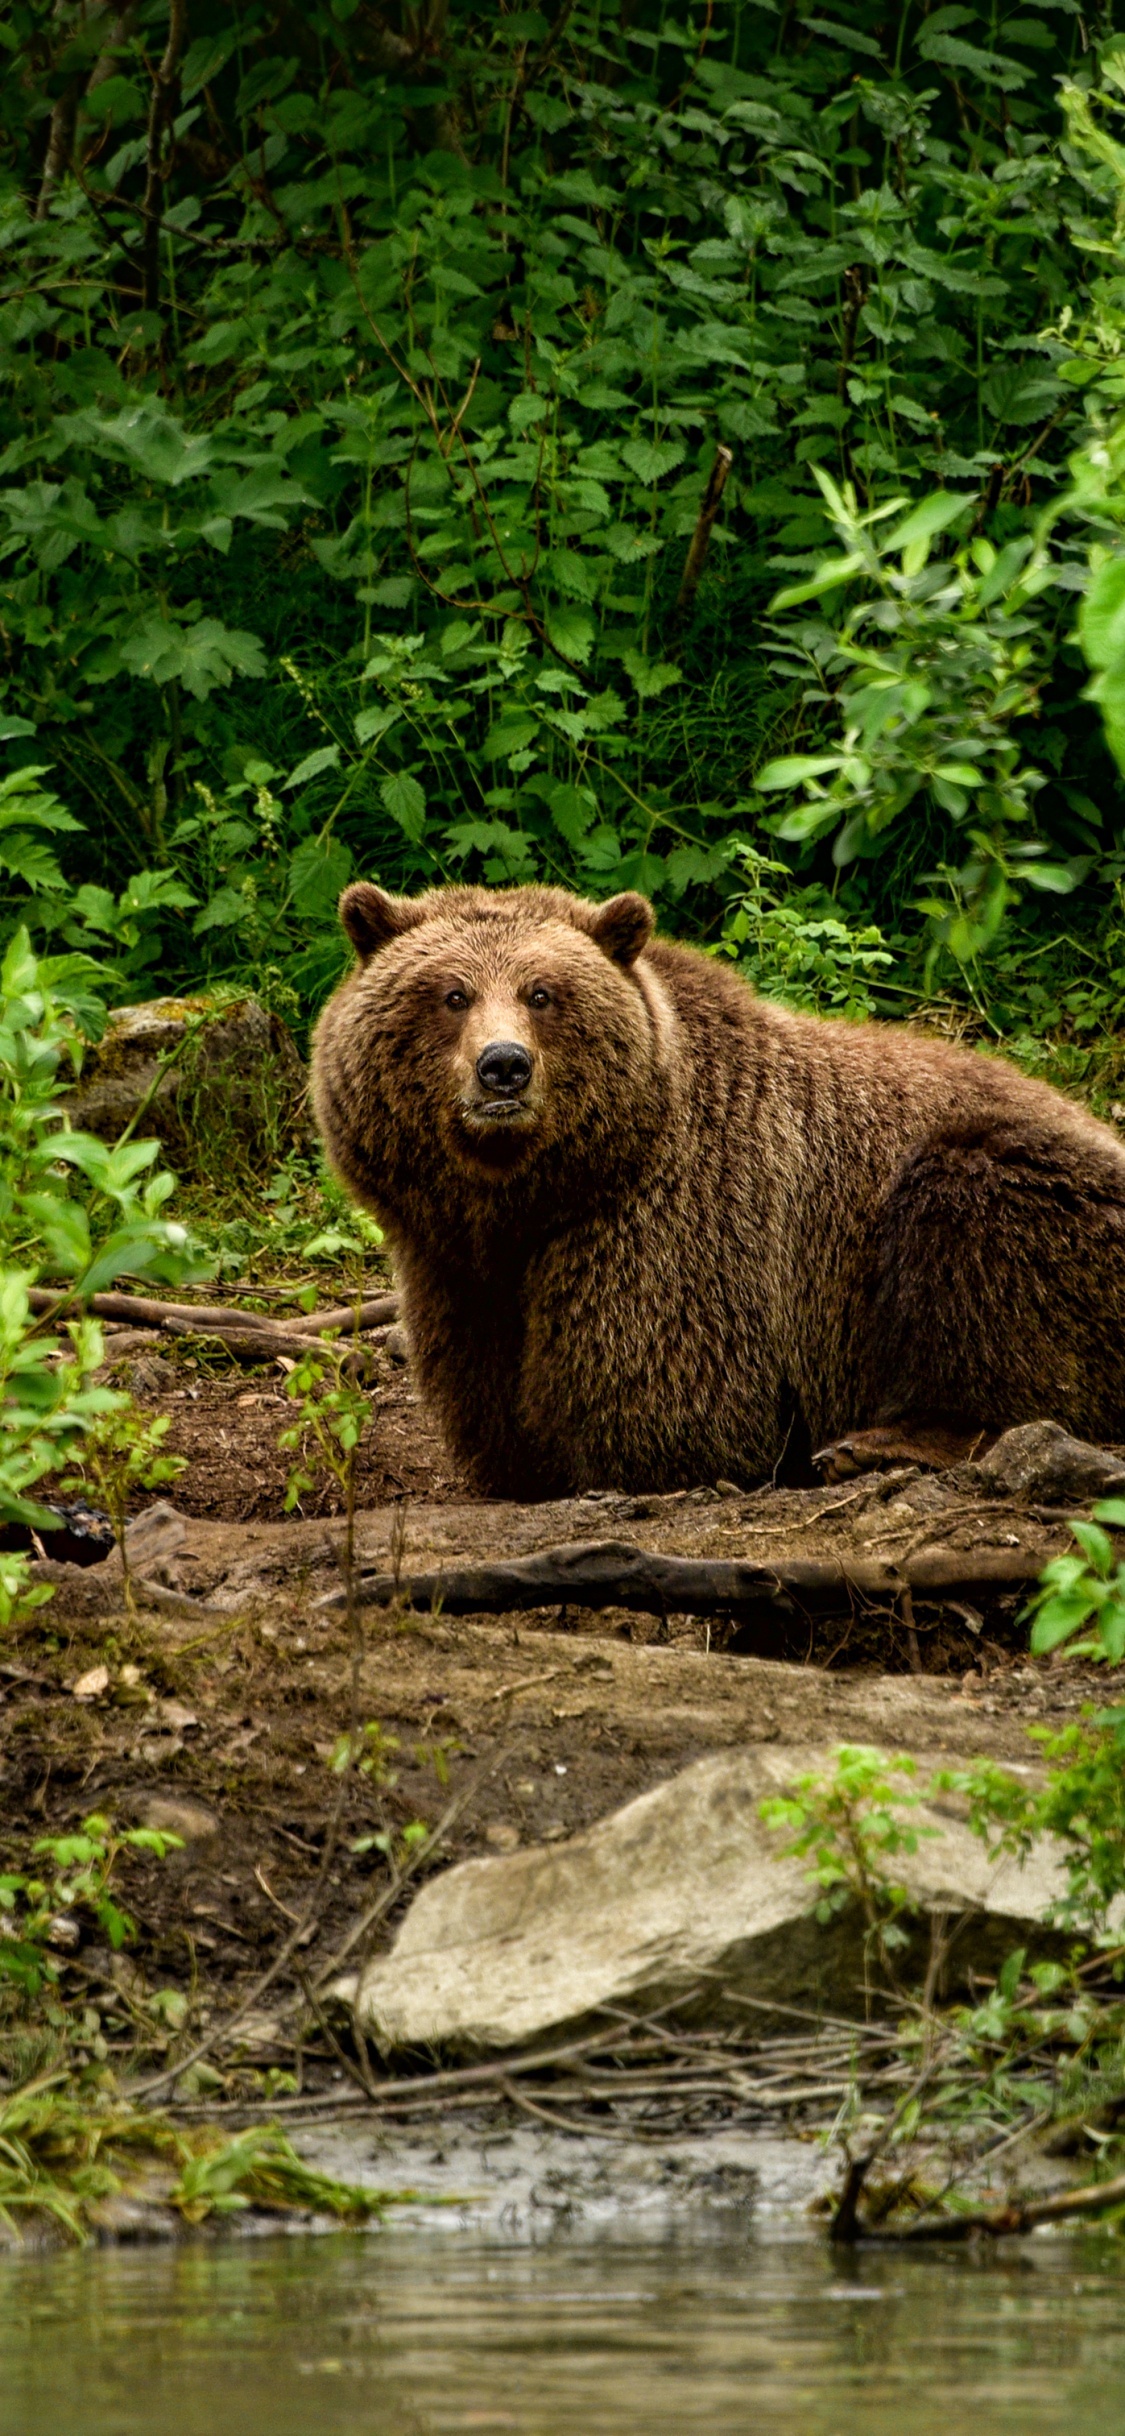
[339, 883, 422, 962]
[587, 892, 654, 969]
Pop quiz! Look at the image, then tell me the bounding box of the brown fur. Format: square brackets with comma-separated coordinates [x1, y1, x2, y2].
[311, 881, 1125, 1497]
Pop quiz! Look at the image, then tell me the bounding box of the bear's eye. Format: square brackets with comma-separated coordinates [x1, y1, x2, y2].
[528, 987, 551, 1011]
[444, 988, 469, 1012]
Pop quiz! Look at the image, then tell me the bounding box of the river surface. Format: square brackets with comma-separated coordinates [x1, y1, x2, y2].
[2, 2225, 1124, 2435]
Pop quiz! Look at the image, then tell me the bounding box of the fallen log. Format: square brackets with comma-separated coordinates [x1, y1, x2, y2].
[28, 1286, 398, 1340]
[316, 1535, 1048, 1619]
[289, 1293, 398, 1334]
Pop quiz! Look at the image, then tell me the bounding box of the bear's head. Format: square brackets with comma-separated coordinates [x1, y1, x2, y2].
[316, 881, 671, 1206]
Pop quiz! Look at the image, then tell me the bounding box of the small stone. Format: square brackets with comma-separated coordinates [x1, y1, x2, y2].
[383, 1324, 409, 1365]
[483, 1821, 521, 1852]
[72, 1665, 110, 1700]
[137, 1795, 219, 1844]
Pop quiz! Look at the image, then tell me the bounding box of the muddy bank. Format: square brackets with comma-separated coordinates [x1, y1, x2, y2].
[2, 1466, 1101, 2054]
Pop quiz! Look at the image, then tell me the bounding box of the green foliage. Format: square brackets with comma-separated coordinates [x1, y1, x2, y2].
[0, 2083, 401, 2243]
[329, 1718, 402, 1786]
[0, 1812, 183, 2002]
[5, 4, 1125, 1020]
[757, 470, 1083, 978]
[167, 2124, 397, 2227]
[278, 1333, 375, 1514]
[0, 926, 202, 1627]
[765, 1737, 1125, 2190]
[62, 1405, 187, 1612]
[1024, 1500, 1125, 1665]
[719, 844, 895, 1017]
[760, 1742, 939, 1987]
[945, 1706, 1125, 1940]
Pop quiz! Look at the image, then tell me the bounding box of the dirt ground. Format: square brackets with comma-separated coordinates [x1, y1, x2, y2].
[1, 1324, 1110, 2090]
[109, 1335, 467, 1518]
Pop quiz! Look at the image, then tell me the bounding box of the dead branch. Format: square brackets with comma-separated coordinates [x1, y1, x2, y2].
[140, 0, 187, 313]
[35, 3, 135, 221]
[319, 1535, 1047, 1622]
[28, 1285, 397, 1341]
[865, 2165, 1125, 2243]
[673, 444, 733, 623]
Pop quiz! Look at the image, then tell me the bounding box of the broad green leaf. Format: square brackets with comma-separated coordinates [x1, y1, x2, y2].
[548, 783, 597, 845]
[355, 705, 402, 747]
[379, 773, 427, 843]
[1030, 1593, 1097, 1654]
[1079, 554, 1125, 671]
[621, 438, 685, 484]
[770, 555, 864, 609]
[546, 605, 595, 664]
[773, 800, 843, 842]
[1019, 862, 1079, 894]
[284, 745, 341, 791]
[287, 836, 354, 917]
[884, 492, 971, 552]
[621, 648, 682, 699]
[118, 614, 266, 698]
[1070, 1520, 1115, 1577]
[756, 755, 843, 788]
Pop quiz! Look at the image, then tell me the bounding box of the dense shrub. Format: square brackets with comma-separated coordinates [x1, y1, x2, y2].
[3, 3, 1125, 1026]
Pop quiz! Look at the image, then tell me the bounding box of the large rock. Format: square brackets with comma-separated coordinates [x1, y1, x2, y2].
[975, 1419, 1125, 1506]
[67, 993, 308, 1176]
[348, 1746, 1076, 2056]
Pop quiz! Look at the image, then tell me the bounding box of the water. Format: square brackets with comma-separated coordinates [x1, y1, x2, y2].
[2, 2227, 1124, 2436]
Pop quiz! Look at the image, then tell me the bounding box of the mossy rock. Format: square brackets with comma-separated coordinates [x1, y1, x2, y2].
[67, 994, 311, 1182]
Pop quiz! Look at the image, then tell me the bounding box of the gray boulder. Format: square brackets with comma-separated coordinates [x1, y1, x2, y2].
[347, 1745, 1079, 2056]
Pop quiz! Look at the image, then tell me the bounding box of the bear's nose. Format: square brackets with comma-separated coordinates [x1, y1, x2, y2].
[475, 1040, 533, 1095]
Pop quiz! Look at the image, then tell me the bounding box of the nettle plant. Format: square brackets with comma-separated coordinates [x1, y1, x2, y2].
[6, 4, 1125, 1020]
[0, 927, 202, 1627]
[0, 1813, 184, 2007]
[755, 471, 1088, 986]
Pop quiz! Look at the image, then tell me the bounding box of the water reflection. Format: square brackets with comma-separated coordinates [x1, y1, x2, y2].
[1, 2227, 1123, 2436]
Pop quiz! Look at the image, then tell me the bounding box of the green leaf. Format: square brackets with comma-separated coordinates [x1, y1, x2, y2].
[1070, 1520, 1115, 1576]
[621, 648, 682, 699]
[287, 837, 353, 918]
[756, 755, 843, 789]
[509, 394, 550, 431]
[284, 745, 341, 791]
[1019, 863, 1079, 895]
[621, 438, 685, 484]
[548, 783, 596, 845]
[1030, 1593, 1097, 1655]
[379, 773, 427, 843]
[770, 555, 864, 610]
[884, 492, 972, 552]
[546, 605, 595, 665]
[1079, 555, 1125, 671]
[354, 705, 402, 747]
[117, 615, 266, 698]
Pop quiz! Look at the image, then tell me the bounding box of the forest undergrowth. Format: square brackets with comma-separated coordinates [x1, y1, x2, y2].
[2, 1, 1125, 2244]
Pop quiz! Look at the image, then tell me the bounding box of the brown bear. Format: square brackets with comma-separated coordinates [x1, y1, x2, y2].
[311, 880, 1125, 1498]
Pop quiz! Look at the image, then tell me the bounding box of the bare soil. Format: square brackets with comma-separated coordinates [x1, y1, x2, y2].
[112, 1339, 466, 1519]
[1, 1326, 1106, 2092]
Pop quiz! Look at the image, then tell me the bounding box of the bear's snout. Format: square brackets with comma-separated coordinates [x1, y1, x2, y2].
[475, 1040, 533, 1096]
